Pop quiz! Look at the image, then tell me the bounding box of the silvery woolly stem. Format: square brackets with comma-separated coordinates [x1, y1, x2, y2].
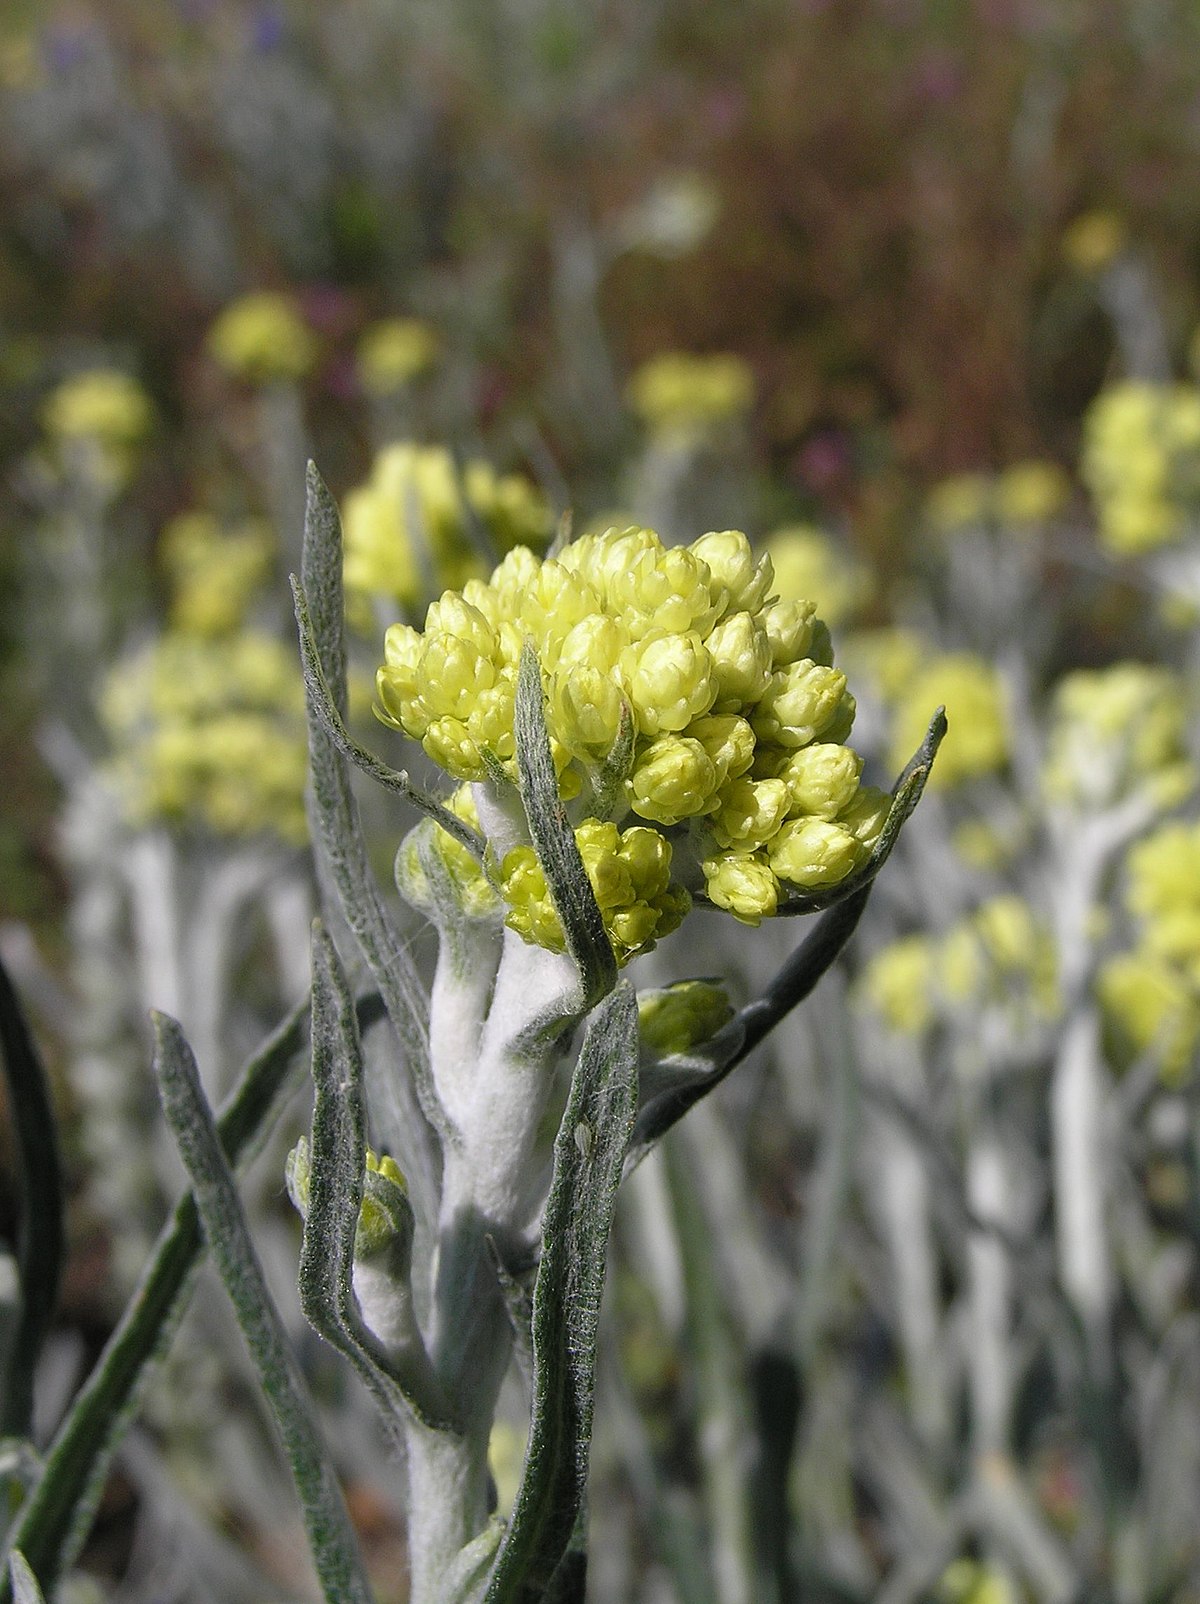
[405, 931, 579, 1598]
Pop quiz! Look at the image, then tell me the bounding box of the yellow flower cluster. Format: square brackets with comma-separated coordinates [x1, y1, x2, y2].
[1082, 381, 1200, 554]
[926, 461, 1071, 533]
[342, 442, 554, 621]
[860, 896, 1059, 1038]
[357, 318, 441, 395]
[101, 633, 308, 843]
[626, 353, 754, 441]
[764, 525, 874, 629]
[1043, 663, 1194, 812]
[1098, 820, 1200, 1082]
[499, 820, 690, 964]
[377, 526, 889, 947]
[394, 787, 501, 923]
[887, 652, 1009, 790]
[160, 511, 275, 637]
[207, 292, 318, 385]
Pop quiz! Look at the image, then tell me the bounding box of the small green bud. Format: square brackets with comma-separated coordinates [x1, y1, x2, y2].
[638, 979, 734, 1056]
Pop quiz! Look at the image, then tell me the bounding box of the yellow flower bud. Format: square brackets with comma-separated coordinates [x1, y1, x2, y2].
[768, 817, 865, 889]
[702, 852, 780, 923]
[751, 661, 849, 748]
[705, 611, 774, 709]
[708, 777, 791, 850]
[621, 631, 717, 736]
[690, 529, 774, 615]
[890, 654, 1008, 788]
[638, 980, 734, 1056]
[777, 743, 863, 820]
[627, 736, 719, 826]
[685, 714, 757, 786]
[759, 598, 819, 667]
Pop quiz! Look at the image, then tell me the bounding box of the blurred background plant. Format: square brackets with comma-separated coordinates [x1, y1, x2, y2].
[6, 0, 1200, 1599]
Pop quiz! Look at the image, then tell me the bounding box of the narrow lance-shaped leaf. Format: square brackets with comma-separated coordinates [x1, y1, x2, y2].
[484, 982, 639, 1602]
[2, 997, 383, 1600]
[514, 640, 617, 1011]
[300, 923, 458, 1434]
[0, 956, 64, 1440]
[153, 1012, 376, 1604]
[293, 580, 484, 861]
[298, 464, 450, 1209]
[627, 710, 946, 1163]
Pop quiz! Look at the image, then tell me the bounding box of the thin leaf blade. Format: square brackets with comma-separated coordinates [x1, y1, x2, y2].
[484, 983, 639, 1600]
[153, 1011, 375, 1604]
[514, 641, 616, 1010]
[0, 956, 64, 1440]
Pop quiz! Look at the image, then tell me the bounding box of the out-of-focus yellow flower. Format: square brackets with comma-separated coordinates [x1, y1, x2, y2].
[888, 654, 1008, 789]
[627, 353, 754, 442]
[764, 525, 874, 629]
[938, 1558, 1021, 1604]
[926, 473, 991, 532]
[1043, 663, 1194, 813]
[357, 318, 441, 395]
[1082, 381, 1200, 555]
[841, 628, 926, 704]
[858, 935, 936, 1036]
[1062, 210, 1127, 274]
[44, 369, 153, 450]
[207, 292, 317, 384]
[995, 460, 1072, 526]
[926, 462, 1070, 533]
[101, 632, 308, 843]
[160, 511, 275, 637]
[1098, 949, 1200, 1084]
[940, 895, 1060, 1021]
[377, 525, 888, 944]
[342, 442, 553, 622]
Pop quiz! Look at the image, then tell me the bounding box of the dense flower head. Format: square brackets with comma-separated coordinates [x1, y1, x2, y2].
[160, 511, 275, 637]
[101, 633, 308, 842]
[342, 442, 553, 623]
[356, 317, 441, 395]
[763, 525, 873, 629]
[626, 353, 754, 441]
[1043, 663, 1194, 812]
[377, 525, 888, 945]
[887, 653, 1008, 789]
[1082, 381, 1200, 555]
[207, 292, 317, 384]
